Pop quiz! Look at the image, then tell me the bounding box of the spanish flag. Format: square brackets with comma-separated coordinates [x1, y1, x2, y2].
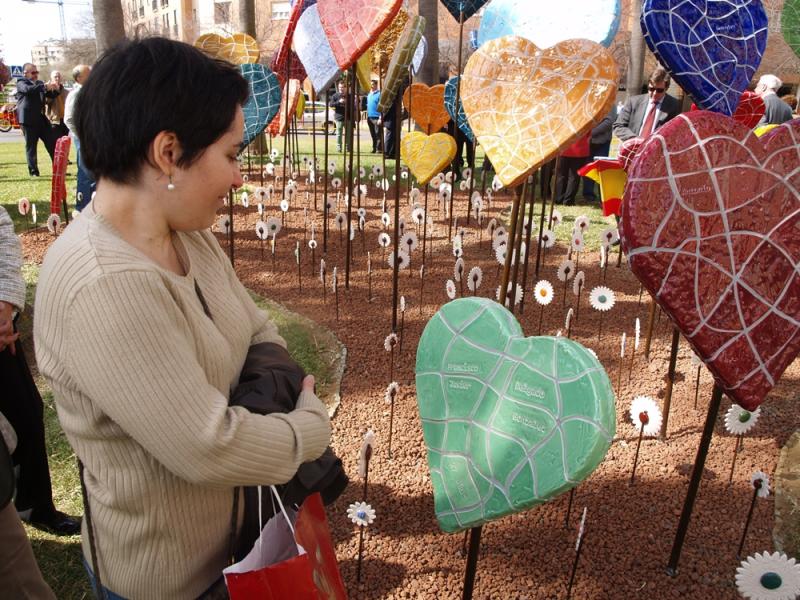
[578, 159, 626, 217]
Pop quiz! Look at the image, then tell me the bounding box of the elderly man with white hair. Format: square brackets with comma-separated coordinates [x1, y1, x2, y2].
[755, 74, 793, 125]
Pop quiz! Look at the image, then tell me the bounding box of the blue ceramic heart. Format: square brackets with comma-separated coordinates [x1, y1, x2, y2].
[444, 76, 474, 143]
[240, 64, 282, 148]
[641, 0, 768, 116]
[439, 0, 489, 22]
[295, 4, 340, 94]
[478, 0, 621, 48]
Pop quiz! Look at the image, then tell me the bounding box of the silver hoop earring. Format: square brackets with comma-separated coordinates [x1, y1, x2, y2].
[167, 175, 175, 191]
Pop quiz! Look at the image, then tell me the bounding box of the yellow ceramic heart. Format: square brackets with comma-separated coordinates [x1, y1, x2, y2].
[194, 32, 259, 65]
[401, 131, 457, 185]
[461, 36, 618, 188]
[371, 9, 409, 75]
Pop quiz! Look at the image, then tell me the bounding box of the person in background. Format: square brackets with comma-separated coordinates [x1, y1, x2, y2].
[35, 38, 331, 599]
[64, 64, 95, 211]
[366, 79, 382, 153]
[45, 70, 69, 140]
[555, 132, 590, 206]
[329, 81, 348, 152]
[381, 79, 407, 158]
[780, 93, 797, 117]
[15, 63, 59, 176]
[755, 74, 793, 125]
[582, 104, 617, 203]
[613, 66, 681, 141]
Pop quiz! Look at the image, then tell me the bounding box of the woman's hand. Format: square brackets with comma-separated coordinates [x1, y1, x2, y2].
[301, 374, 315, 394]
[0, 301, 18, 355]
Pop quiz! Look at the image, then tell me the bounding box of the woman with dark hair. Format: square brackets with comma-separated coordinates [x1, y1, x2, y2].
[33, 38, 331, 599]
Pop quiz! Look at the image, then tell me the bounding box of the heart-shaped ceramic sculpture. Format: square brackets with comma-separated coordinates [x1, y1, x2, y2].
[295, 4, 340, 94]
[440, 0, 489, 21]
[411, 36, 427, 76]
[478, 0, 621, 48]
[268, 79, 302, 137]
[444, 76, 474, 143]
[783, 0, 800, 58]
[690, 90, 765, 129]
[377, 16, 425, 114]
[415, 297, 615, 533]
[272, 49, 307, 86]
[370, 8, 408, 75]
[622, 113, 800, 411]
[641, 0, 768, 116]
[401, 132, 457, 185]
[273, 0, 305, 75]
[317, 0, 402, 70]
[194, 32, 260, 64]
[240, 64, 282, 148]
[461, 36, 618, 188]
[402, 83, 450, 134]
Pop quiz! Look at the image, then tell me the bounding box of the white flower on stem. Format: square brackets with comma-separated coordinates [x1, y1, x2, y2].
[385, 381, 399, 404]
[388, 249, 410, 270]
[335, 213, 346, 229]
[257, 202, 264, 216]
[46, 213, 61, 234]
[491, 174, 503, 192]
[401, 169, 409, 180]
[377, 178, 390, 191]
[332, 177, 342, 190]
[18, 198, 31, 215]
[486, 218, 497, 236]
[492, 225, 507, 244]
[467, 266, 483, 292]
[378, 232, 391, 248]
[294, 241, 300, 264]
[444, 171, 453, 182]
[453, 247, 464, 259]
[635, 317, 641, 350]
[533, 280, 554, 306]
[358, 430, 375, 478]
[280, 199, 290, 212]
[359, 216, 366, 231]
[571, 233, 585, 253]
[265, 162, 275, 176]
[328, 166, 336, 176]
[308, 238, 317, 250]
[319, 258, 326, 283]
[372, 164, 383, 177]
[381, 212, 391, 227]
[270, 148, 280, 160]
[240, 191, 249, 207]
[462, 167, 472, 180]
[725, 404, 761, 436]
[399, 218, 406, 236]
[550, 209, 563, 227]
[400, 296, 406, 313]
[601, 226, 619, 246]
[750, 471, 771, 498]
[574, 215, 590, 231]
[630, 396, 662, 436]
[600, 244, 607, 269]
[540, 229, 555, 249]
[589, 286, 615, 311]
[265, 216, 281, 237]
[565, 308, 574, 331]
[31, 203, 37, 223]
[242, 173, 250, 183]
[557, 259, 575, 282]
[400, 231, 419, 253]
[573, 271, 585, 296]
[327, 159, 336, 171]
[454, 258, 465, 282]
[347, 501, 376, 527]
[471, 191, 483, 210]
[494, 244, 507, 266]
[357, 207, 367, 220]
[736, 551, 800, 600]
[332, 266, 337, 292]
[215, 214, 230, 235]
[459, 180, 468, 191]
[255, 220, 268, 240]
[411, 206, 425, 225]
[409, 188, 421, 202]
[620, 332, 626, 358]
[496, 283, 523, 305]
[446, 279, 456, 299]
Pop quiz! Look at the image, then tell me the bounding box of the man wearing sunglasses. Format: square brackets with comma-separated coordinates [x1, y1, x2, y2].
[15, 63, 59, 177]
[613, 66, 681, 142]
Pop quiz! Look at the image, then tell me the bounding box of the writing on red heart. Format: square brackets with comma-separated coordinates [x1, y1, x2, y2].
[622, 112, 800, 410]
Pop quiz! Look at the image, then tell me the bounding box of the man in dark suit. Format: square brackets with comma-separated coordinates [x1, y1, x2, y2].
[613, 67, 682, 141]
[15, 63, 59, 176]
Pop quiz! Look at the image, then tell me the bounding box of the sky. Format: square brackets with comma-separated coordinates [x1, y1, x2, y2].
[0, 0, 94, 66]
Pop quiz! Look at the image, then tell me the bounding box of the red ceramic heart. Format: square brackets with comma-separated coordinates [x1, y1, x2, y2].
[318, 0, 402, 70]
[690, 90, 766, 129]
[622, 112, 800, 411]
[273, 0, 305, 73]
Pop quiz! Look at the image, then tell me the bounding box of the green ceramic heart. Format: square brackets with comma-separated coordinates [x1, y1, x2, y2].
[415, 297, 615, 533]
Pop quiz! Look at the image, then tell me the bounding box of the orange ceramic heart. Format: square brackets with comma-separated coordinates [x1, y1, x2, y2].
[194, 32, 259, 65]
[318, 0, 403, 70]
[461, 36, 618, 188]
[401, 132, 457, 185]
[268, 79, 301, 137]
[403, 84, 450, 133]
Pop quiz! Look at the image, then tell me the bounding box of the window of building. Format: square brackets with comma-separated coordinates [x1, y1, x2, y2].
[272, 1, 290, 19]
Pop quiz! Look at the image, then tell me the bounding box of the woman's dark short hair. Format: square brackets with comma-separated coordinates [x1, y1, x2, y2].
[75, 37, 249, 184]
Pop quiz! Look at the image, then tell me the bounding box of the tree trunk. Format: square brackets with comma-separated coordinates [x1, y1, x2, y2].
[238, 0, 256, 38]
[417, 0, 439, 85]
[92, 0, 126, 56]
[626, 0, 646, 99]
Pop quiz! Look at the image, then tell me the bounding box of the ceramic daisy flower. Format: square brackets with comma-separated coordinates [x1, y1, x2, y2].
[557, 259, 575, 282]
[378, 232, 391, 248]
[401, 169, 409, 180]
[215, 214, 230, 234]
[409, 187, 421, 202]
[242, 173, 250, 183]
[46, 213, 61, 234]
[358, 430, 375, 478]
[325, 198, 335, 212]
[265, 216, 281, 237]
[471, 192, 482, 210]
[600, 226, 619, 246]
[691, 352, 703, 367]
[381, 213, 391, 227]
[255, 220, 268, 240]
[496, 283, 523, 306]
[265, 162, 275, 176]
[359, 216, 366, 231]
[328, 166, 336, 176]
[308, 239, 317, 250]
[280, 199, 290, 213]
[335, 213, 346, 228]
[600, 245, 607, 269]
[540, 229, 555, 249]
[725, 404, 762, 436]
[411, 207, 425, 225]
[630, 396, 662, 436]
[589, 286, 615, 311]
[634, 317, 641, 350]
[270, 148, 280, 160]
[467, 267, 483, 292]
[429, 175, 442, 189]
[736, 551, 800, 600]
[388, 249, 410, 270]
[459, 180, 468, 191]
[750, 471, 771, 498]
[240, 191, 249, 208]
[491, 174, 503, 192]
[31, 203, 38, 223]
[573, 271, 586, 296]
[550, 209, 563, 227]
[18, 198, 30, 215]
[574, 215, 590, 231]
[571, 233, 585, 253]
[372, 164, 383, 177]
[319, 258, 326, 283]
[383, 332, 398, 353]
[494, 244, 507, 266]
[331, 177, 342, 190]
[347, 502, 376, 527]
[385, 381, 399, 404]
[356, 207, 367, 220]
[565, 308, 574, 331]
[454, 258, 465, 282]
[400, 231, 419, 253]
[446, 279, 457, 299]
[486, 218, 498, 235]
[533, 280, 554, 306]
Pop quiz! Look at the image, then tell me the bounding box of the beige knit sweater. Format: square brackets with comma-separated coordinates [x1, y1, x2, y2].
[34, 203, 331, 599]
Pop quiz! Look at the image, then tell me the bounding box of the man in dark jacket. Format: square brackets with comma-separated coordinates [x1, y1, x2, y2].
[15, 63, 59, 176]
[613, 67, 681, 142]
[755, 74, 793, 125]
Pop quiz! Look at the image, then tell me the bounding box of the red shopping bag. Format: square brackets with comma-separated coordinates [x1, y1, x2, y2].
[224, 490, 347, 599]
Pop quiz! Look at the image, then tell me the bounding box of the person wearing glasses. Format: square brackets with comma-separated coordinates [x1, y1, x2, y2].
[613, 66, 681, 142]
[15, 63, 59, 176]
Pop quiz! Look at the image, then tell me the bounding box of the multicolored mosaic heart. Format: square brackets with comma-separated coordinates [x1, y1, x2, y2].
[415, 297, 615, 533]
[295, 4, 340, 94]
[377, 15, 425, 114]
[370, 8, 408, 75]
[440, 0, 489, 21]
[478, 0, 621, 48]
[267, 79, 302, 137]
[641, 0, 768, 116]
[622, 113, 800, 411]
[400, 132, 457, 186]
[444, 76, 474, 143]
[782, 0, 800, 58]
[461, 36, 618, 188]
[317, 0, 402, 70]
[240, 64, 282, 148]
[194, 32, 260, 65]
[272, 0, 305, 75]
[402, 84, 449, 134]
[690, 90, 765, 129]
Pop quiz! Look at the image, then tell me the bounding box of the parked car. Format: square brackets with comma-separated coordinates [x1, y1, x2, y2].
[297, 93, 336, 134]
